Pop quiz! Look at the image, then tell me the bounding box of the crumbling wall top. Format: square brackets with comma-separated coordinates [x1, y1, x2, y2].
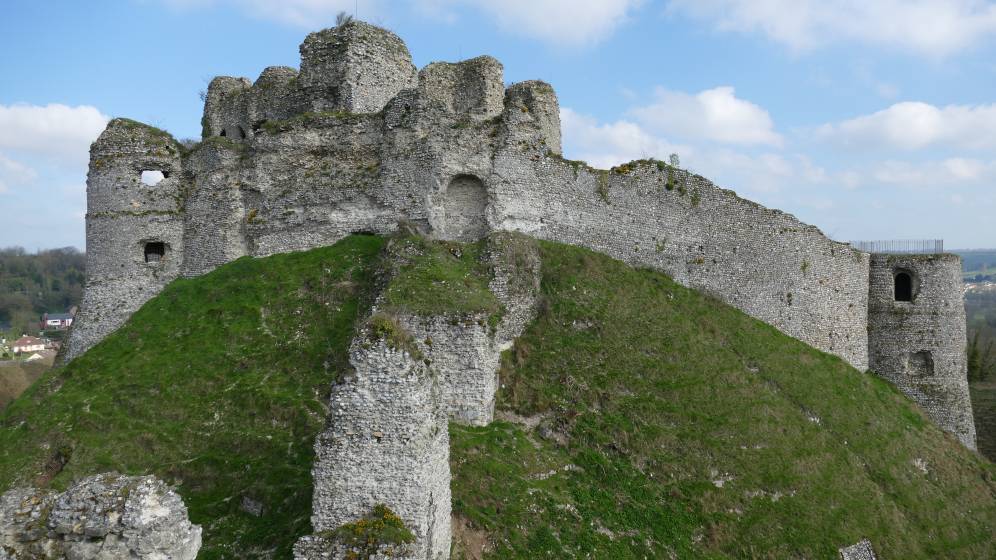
[418, 56, 505, 119]
[298, 20, 418, 114]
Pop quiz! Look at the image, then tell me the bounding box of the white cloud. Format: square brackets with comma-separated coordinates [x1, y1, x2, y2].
[630, 86, 782, 147]
[0, 104, 109, 166]
[0, 154, 38, 194]
[816, 101, 996, 151]
[871, 158, 996, 186]
[161, 0, 364, 27]
[561, 107, 817, 195]
[162, 0, 642, 45]
[452, 0, 644, 46]
[560, 107, 687, 169]
[667, 0, 996, 56]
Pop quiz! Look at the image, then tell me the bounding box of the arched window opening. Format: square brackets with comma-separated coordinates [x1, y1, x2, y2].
[144, 242, 166, 264]
[219, 128, 227, 137]
[442, 174, 488, 242]
[894, 272, 913, 302]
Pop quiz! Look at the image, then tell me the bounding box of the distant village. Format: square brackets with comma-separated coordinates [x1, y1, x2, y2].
[0, 309, 74, 363]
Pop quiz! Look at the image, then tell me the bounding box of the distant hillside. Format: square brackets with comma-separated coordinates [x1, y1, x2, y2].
[0, 359, 51, 411]
[1, 235, 993, 559]
[0, 247, 85, 336]
[953, 249, 996, 281]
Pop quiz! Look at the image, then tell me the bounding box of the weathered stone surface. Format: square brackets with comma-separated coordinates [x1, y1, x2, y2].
[868, 253, 977, 449]
[294, 533, 415, 560]
[839, 539, 877, 560]
[306, 332, 451, 560]
[0, 473, 201, 559]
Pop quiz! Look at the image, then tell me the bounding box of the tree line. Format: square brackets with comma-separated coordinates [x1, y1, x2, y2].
[966, 289, 996, 382]
[0, 247, 85, 338]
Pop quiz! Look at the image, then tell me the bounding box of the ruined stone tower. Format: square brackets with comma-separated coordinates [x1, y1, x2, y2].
[62, 121, 185, 361]
[867, 254, 976, 448]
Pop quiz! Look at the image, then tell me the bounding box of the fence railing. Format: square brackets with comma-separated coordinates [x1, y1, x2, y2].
[848, 239, 944, 254]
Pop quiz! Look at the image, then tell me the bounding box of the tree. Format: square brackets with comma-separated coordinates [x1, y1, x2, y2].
[968, 331, 995, 382]
[335, 11, 353, 26]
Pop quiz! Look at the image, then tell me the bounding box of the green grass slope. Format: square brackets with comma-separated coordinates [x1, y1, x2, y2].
[0, 235, 993, 559]
[451, 241, 996, 559]
[0, 235, 386, 558]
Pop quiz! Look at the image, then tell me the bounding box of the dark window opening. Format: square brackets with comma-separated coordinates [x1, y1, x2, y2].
[219, 128, 227, 137]
[144, 242, 166, 264]
[907, 351, 934, 376]
[237, 125, 247, 139]
[894, 272, 913, 302]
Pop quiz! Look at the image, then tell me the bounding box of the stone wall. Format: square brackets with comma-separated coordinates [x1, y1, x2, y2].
[0, 473, 201, 559]
[868, 254, 976, 449]
[491, 153, 871, 370]
[305, 331, 451, 560]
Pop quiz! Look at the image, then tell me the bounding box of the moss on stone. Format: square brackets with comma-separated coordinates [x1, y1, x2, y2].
[379, 235, 501, 320]
[320, 503, 415, 557]
[365, 313, 423, 360]
[109, 118, 180, 150]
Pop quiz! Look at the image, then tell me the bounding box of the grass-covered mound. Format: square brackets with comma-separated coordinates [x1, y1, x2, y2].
[0, 235, 386, 558]
[0, 235, 993, 559]
[450, 241, 996, 559]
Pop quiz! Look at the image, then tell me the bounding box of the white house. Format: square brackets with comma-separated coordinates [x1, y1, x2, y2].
[11, 336, 46, 354]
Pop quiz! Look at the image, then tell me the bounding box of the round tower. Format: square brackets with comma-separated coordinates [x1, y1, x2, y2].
[62, 119, 185, 362]
[867, 253, 976, 449]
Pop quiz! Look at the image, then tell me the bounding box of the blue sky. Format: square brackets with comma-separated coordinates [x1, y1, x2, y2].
[1, 0, 995, 250]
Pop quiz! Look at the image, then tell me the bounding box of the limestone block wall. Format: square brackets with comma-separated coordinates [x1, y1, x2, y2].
[868, 254, 976, 449]
[180, 141, 249, 277]
[307, 336, 451, 560]
[399, 315, 502, 426]
[490, 151, 871, 370]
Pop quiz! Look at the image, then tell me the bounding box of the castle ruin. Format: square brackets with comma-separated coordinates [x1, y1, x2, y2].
[62, 21, 976, 558]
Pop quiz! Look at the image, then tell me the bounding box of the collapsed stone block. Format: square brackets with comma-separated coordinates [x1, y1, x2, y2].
[0, 473, 201, 559]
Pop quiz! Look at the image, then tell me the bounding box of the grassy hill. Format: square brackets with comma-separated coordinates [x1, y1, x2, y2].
[1, 235, 994, 559]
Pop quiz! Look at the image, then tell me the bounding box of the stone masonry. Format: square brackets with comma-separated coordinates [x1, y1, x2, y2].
[0, 473, 201, 559]
[297, 233, 540, 558]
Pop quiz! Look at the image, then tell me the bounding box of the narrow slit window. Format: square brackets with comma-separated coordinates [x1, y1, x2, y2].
[144, 242, 166, 264]
[894, 272, 912, 302]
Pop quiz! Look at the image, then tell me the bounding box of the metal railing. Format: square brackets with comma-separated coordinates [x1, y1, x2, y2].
[849, 239, 944, 254]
